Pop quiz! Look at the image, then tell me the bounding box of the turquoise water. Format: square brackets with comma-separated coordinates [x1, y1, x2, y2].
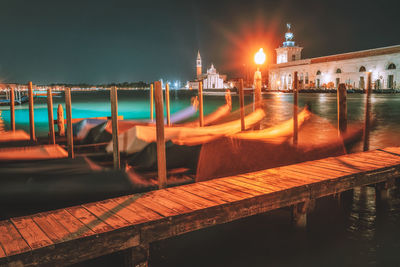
[1, 91, 400, 151]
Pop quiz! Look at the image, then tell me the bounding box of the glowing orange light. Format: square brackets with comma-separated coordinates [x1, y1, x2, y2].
[254, 48, 266, 65]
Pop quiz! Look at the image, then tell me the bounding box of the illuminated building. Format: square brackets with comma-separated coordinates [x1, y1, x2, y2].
[188, 51, 227, 90]
[269, 24, 400, 90]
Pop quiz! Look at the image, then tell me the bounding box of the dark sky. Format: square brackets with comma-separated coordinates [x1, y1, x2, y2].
[0, 0, 399, 84]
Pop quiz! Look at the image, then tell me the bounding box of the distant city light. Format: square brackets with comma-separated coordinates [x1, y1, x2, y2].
[254, 48, 266, 65]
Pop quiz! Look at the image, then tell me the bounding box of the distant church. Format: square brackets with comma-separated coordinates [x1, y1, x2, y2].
[188, 51, 226, 90]
[269, 24, 400, 90]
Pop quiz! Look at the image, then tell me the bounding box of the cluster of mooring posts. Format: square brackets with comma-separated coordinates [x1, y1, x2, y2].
[1, 72, 395, 267]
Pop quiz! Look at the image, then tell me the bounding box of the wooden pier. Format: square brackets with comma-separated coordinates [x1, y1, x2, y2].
[0, 147, 400, 266]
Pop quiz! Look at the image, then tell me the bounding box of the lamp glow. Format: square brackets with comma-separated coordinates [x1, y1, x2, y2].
[254, 48, 266, 65]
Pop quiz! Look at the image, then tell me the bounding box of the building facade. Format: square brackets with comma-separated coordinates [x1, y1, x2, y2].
[188, 51, 227, 90]
[269, 25, 400, 90]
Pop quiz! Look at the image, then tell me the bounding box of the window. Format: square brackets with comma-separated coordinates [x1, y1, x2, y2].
[388, 63, 396, 70]
[292, 55, 296, 61]
[359, 66, 366, 72]
[305, 73, 309, 84]
[336, 68, 342, 74]
[316, 70, 321, 75]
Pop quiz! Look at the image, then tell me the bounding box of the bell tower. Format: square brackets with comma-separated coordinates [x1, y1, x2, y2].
[276, 23, 303, 64]
[196, 50, 202, 79]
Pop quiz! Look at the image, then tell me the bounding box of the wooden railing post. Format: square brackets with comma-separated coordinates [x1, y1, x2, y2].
[198, 81, 204, 127]
[165, 83, 171, 126]
[65, 88, 74, 159]
[150, 83, 154, 121]
[154, 81, 167, 189]
[9, 87, 15, 132]
[293, 71, 298, 146]
[110, 86, 120, 169]
[363, 72, 372, 151]
[47, 87, 56, 144]
[239, 78, 245, 131]
[28, 81, 36, 141]
[337, 83, 347, 135]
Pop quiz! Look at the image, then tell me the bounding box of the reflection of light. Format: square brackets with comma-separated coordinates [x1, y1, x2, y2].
[319, 94, 327, 103]
[277, 80, 281, 85]
[254, 48, 266, 65]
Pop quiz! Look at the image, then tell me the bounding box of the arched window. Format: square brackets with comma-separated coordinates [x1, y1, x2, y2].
[336, 68, 342, 74]
[359, 66, 366, 72]
[316, 70, 321, 75]
[388, 63, 396, 70]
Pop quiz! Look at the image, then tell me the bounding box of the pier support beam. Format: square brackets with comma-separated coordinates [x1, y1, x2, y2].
[239, 78, 245, 131]
[292, 199, 316, 228]
[125, 244, 149, 267]
[376, 179, 396, 202]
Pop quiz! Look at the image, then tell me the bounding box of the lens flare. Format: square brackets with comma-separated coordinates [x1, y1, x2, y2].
[254, 48, 266, 65]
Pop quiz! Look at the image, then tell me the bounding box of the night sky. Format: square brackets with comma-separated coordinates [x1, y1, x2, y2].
[0, 0, 399, 84]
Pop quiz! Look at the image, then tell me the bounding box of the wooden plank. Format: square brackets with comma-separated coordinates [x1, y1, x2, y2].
[214, 178, 264, 196]
[232, 175, 287, 192]
[333, 154, 386, 169]
[11, 217, 53, 250]
[109, 196, 164, 221]
[348, 152, 400, 166]
[177, 183, 229, 205]
[360, 151, 400, 163]
[31, 212, 72, 243]
[322, 157, 376, 172]
[287, 164, 344, 179]
[279, 165, 334, 180]
[165, 187, 220, 208]
[157, 189, 204, 211]
[380, 147, 400, 156]
[0, 220, 30, 256]
[306, 161, 357, 174]
[312, 158, 365, 173]
[195, 183, 244, 202]
[139, 191, 192, 214]
[133, 196, 180, 217]
[51, 209, 94, 239]
[240, 171, 311, 189]
[199, 180, 253, 199]
[95, 199, 150, 225]
[264, 167, 323, 182]
[82, 203, 131, 229]
[227, 176, 276, 194]
[66, 206, 113, 234]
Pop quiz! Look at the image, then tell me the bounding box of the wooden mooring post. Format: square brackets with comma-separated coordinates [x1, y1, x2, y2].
[57, 104, 65, 136]
[150, 83, 154, 121]
[363, 72, 372, 152]
[110, 86, 120, 170]
[239, 78, 245, 131]
[47, 87, 56, 144]
[198, 81, 204, 127]
[293, 71, 299, 146]
[9, 87, 15, 132]
[337, 83, 347, 135]
[28, 81, 36, 141]
[165, 83, 171, 126]
[65, 88, 74, 159]
[154, 81, 167, 189]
